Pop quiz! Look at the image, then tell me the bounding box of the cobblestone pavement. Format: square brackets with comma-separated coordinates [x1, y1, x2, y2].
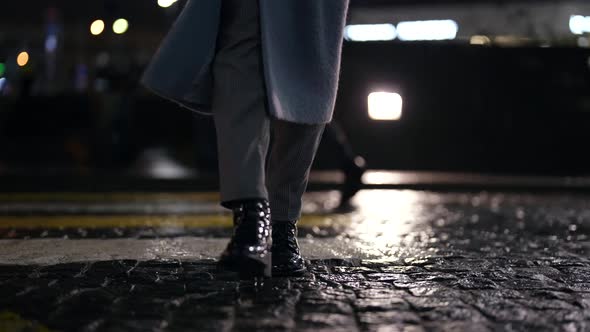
[0, 190, 589, 331]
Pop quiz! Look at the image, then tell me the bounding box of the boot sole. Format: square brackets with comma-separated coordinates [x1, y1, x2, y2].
[218, 253, 272, 279]
[271, 266, 307, 277]
[239, 254, 272, 279]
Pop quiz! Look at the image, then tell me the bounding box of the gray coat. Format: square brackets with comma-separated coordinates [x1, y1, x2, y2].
[141, 0, 350, 125]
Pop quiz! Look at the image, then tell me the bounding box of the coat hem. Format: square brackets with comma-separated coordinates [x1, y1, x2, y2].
[141, 84, 213, 117]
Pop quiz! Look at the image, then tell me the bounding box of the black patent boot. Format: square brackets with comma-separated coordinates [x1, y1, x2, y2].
[218, 199, 272, 279]
[271, 220, 306, 277]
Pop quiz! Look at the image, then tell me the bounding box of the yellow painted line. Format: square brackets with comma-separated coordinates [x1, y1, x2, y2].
[0, 311, 56, 332]
[0, 192, 220, 203]
[0, 214, 352, 229]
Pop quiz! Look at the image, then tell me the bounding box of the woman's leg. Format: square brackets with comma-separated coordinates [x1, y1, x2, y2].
[212, 0, 272, 278]
[211, 0, 327, 277]
[212, 0, 270, 206]
[266, 120, 325, 276]
[266, 121, 325, 221]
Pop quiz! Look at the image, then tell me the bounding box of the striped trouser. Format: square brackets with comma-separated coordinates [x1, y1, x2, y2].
[211, 0, 325, 221]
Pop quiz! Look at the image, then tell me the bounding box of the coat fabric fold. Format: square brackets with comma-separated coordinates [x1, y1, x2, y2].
[141, 0, 349, 125]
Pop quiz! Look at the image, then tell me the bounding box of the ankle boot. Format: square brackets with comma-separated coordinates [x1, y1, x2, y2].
[218, 199, 272, 279]
[271, 219, 306, 276]
[338, 156, 366, 211]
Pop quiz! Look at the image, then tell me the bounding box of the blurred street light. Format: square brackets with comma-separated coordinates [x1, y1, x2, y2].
[344, 24, 397, 42]
[17, 52, 29, 67]
[570, 15, 590, 35]
[90, 20, 105, 36]
[368, 92, 403, 121]
[397, 20, 458, 41]
[157, 0, 178, 8]
[113, 18, 129, 34]
[470, 35, 491, 45]
[0, 62, 5, 77]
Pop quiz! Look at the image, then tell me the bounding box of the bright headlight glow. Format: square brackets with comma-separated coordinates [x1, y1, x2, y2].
[344, 24, 397, 42]
[158, 0, 178, 8]
[113, 19, 129, 35]
[368, 92, 403, 121]
[397, 20, 459, 41]
[570, 15, 590, 35]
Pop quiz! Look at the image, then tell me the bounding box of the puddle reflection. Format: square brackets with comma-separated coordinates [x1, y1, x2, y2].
[347, 190, 431, 260]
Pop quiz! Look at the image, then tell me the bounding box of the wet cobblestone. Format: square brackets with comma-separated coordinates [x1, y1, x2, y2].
[0, 256, 589, 331]
[0, 190, 590, 331]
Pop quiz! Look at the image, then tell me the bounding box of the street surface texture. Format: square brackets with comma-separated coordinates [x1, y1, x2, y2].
[0, 190, 589, 331]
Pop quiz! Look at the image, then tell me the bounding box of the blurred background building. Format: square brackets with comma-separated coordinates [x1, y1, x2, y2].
[0, 0, 589, 181]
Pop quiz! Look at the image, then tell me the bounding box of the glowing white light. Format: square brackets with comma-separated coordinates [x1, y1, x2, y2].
[90, 20, 105, 36]
[397, 20, 458, 41]
[140, 148, 195, 179]
[113, 18, 129, 35]
[368, 92, 403, 121]
[344, 24, 397, 42]
[0, 77, 6, 91]
[570, 15, 590, 35]
[158, 0, 178, 8]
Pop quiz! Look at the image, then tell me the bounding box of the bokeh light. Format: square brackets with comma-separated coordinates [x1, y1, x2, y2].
[570, 15, 590, 35]
[113, 19, 129, 35]
[470, 35, 491, 46]
[344, 24, 397, 42]
[157, 0, 178, 8]
[0, 63, 5, 77]
[17, 52, 29, 67]
[397, 20, 459, 41]
[45, 35, 58, 53]
[90, 20, 105, 36]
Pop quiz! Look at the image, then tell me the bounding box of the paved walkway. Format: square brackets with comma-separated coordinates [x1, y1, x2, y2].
[0, 190, 589, 331]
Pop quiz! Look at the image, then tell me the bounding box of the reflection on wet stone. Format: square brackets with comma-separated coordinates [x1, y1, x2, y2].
[1, 190, 590, 330]
[0, 256, 587, 331]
